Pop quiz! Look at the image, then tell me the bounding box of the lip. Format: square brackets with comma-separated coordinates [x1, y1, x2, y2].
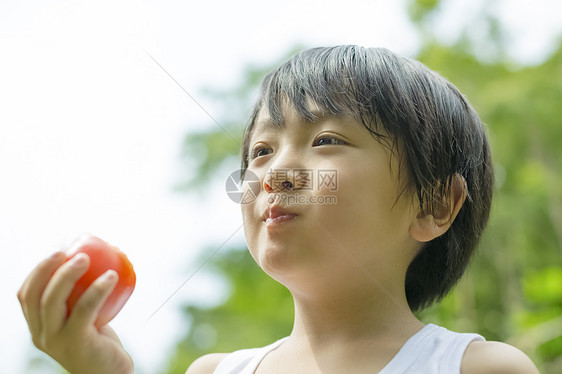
[265, 214, 297, 227]
[263, 204, 298, 227]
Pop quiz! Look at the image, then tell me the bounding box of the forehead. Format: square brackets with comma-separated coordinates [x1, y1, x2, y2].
[250, 103, 358, 141]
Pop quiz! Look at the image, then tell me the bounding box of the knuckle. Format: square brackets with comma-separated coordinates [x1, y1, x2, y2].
[59, 263, 82, 279]
[42, 338, 54, 352]
[75, 284, 106, 313]
[74, 298, 97, 315]
[16, 288, 24, 303]
[35, 257, 56, 274]
[32, 335, 47, 351]
[39, 290, 55, 310]
[31, 336, 42, 349]
[52, 262, 86, 287]
[91, 278, 112, 295]
[38, 335, 64, 355]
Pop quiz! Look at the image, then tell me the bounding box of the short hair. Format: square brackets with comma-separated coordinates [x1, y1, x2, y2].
[240, 46, 494, 312]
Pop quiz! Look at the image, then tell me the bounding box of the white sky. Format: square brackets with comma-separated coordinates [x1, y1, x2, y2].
[1, 0, 561, 373]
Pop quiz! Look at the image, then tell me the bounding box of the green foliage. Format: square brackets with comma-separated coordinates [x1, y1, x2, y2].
[173, 45, 306, 193]
[175, 122, 243, 192]
[524, 267, 562, 306]
[414, 42, 562, 373]
[165, 248, 293, 374]
[407, 0, 441, 23]
[165, 13, 562, 374]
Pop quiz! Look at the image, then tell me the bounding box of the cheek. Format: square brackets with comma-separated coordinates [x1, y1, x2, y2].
[325, 169, 409, 254]
[240, 200, 268, 267]
[240, 203, 257, 244]
[239, 170, 262, 239]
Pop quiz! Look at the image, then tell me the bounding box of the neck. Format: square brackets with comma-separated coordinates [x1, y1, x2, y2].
[286, 274, 424, 349]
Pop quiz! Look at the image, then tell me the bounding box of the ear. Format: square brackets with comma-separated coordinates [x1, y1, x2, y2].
[409, 174, 467, 243]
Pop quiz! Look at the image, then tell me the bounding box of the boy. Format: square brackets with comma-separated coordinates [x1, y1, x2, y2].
[18, 46, 539, 373]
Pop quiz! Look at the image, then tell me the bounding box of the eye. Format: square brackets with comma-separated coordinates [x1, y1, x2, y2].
[250, 145, 272, 160]
[314, 135, 346, 146]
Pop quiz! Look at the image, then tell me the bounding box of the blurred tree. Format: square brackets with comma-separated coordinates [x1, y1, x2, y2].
[165, 247, 294, 373]
[173, 45, 305, 194]
[414, 42, 562, 373]
[164, 3, 562, 373]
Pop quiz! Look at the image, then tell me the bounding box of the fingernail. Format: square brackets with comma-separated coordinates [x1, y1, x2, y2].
[69, 253, 87, 266]
[100, 270, 118, 282]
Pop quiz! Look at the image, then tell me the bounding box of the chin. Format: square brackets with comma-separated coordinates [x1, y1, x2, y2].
[255, 244, 295, 274]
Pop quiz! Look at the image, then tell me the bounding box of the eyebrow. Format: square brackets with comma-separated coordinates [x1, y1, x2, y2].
[256, 108, 331, 130]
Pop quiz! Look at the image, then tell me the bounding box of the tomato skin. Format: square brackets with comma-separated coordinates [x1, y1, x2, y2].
[65, 234, 136, 327]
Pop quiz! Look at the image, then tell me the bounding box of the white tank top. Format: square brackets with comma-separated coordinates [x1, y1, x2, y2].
[212, 324, 485, 374]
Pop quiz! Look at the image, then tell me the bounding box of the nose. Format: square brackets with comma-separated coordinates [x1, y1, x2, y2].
[263, 169, 295, 193]
[262, 150, 308, 193]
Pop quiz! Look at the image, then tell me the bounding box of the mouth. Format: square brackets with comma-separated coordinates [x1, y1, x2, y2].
[263, 204, 298, 227]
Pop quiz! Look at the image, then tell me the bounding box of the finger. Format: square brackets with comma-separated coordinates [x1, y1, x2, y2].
[66, 269, 118, 330]
[99, 324, 125, 347]
[40, 253, 90, 337]
[17, 251, 68, 338]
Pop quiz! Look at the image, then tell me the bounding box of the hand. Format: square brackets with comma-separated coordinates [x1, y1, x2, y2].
[17, 251, 134, 374]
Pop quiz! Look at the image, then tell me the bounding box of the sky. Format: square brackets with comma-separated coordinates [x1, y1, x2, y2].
[1, 0, 561, 373]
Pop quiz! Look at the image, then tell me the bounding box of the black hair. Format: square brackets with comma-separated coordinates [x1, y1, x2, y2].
[240, 46, 494, 312]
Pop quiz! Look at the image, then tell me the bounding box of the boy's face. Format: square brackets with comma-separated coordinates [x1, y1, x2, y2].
[240, 103, 421, 293]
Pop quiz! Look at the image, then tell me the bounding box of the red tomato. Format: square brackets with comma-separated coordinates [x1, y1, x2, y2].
[65, 233, 136, 327]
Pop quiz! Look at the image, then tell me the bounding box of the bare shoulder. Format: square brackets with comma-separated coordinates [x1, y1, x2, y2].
[185, 353, 230, 374]
[461, 340, 540, 374]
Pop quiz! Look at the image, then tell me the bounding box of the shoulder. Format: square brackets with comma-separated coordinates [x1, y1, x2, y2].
[185, 353, 230, 374]
[461, 340, 539, 374]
